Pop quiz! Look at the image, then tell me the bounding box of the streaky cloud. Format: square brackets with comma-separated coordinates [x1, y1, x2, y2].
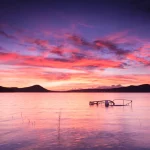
[0, 30, 17, 40]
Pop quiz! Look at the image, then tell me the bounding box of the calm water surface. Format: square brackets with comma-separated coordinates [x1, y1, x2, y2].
[0, 93, 150, 150]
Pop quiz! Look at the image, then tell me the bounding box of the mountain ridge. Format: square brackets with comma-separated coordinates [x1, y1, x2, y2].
[67, 84, 150, 92]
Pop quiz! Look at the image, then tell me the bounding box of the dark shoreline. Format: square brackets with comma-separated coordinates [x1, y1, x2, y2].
[0, 84, 150, 93]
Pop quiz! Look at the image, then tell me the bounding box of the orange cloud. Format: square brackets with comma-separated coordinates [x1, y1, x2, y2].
[0, 62, 149, 90]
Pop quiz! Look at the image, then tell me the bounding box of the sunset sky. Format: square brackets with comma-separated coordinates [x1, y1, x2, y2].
[0, 0, 150, 90]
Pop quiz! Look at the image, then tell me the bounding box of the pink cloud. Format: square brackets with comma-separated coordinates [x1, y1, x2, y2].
[127, 54, 150, 66]
[28, 47, 37, 51]
[0, 52, 19, 62]
[0, 50, 124, 70]
[25, 38, 49, 47]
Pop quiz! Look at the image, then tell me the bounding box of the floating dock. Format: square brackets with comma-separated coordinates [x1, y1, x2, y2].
[89, 99, 132, 107]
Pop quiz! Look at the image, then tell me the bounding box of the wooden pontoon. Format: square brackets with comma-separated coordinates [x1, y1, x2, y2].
[89, 99, 132, 107]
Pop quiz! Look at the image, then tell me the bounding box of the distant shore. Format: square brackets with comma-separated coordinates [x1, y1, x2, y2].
[0, 84, 150, 92]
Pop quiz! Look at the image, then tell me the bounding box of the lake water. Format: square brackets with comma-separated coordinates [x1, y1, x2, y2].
[0, 93, 150, 150]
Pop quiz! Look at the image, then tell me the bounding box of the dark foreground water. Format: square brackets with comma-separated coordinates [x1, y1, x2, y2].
[0, 93, 150, 150]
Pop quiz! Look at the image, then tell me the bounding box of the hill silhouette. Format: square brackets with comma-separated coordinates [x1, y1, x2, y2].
[0, 85, 51, 92]
[0, 84, 150, 92]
